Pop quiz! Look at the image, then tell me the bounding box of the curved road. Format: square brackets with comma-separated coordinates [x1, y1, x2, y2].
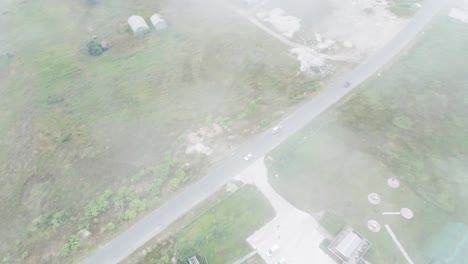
[82, 1, 449, 263]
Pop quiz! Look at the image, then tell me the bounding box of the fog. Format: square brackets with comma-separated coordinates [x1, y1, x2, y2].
[0, 0, 467, 263]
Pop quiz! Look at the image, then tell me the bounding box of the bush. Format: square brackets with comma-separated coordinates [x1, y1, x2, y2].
[168, 167, 187, 191]
[113, 186, 136, 209]
[87, 40, 104, 56]
[29, 210, 69, 234]
[63, 235, 80, 253]
[85, 190, 113, 219]
[120, 210, 137, 221]
[100, 222, 116, 233]
[130, 198, 147, 213]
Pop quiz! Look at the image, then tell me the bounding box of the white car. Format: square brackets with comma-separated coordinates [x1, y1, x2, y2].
[275, 258, 286, 264]
[265, 244, 279, 257]
[244, 153, 253, 161]
[272, 125, 283, 134]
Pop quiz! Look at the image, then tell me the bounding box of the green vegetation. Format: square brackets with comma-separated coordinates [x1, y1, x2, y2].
[29, 210, 70, 235]
[141, 186, 274, 264]
[63, 235, 80, 253]
[0, 0, 315, 261]
[269, 17, 468, 264]
[387, 0, 421, 17]
[86, 39, 104, 56]
[85, 190, 113, 220]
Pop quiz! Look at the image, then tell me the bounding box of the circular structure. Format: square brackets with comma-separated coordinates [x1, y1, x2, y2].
[368, 193, 381, 205]
[388, 178, 400, 188]
[401, 208, 414, 219]
[367, 220, 381, 232]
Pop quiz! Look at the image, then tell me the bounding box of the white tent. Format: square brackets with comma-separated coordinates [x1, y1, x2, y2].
[150, 14, 167, 31]
[128, 15, 149, 37]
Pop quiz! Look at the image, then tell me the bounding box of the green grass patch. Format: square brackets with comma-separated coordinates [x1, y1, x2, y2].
[0, 0, 313, 261]
[387, 0, 421, 17]
[142, 185, 274, 264]
[319, 212, 346, 237]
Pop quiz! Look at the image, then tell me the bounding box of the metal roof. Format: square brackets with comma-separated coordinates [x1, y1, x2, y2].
[335, 231, 363, 259]
[188, 256, 200, 264]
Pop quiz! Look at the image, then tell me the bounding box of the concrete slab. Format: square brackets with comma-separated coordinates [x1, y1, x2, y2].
[235, 158, 335, 264]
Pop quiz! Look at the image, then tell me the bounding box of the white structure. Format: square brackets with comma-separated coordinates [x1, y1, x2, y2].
[387, 177, 400, 188]
[328, 226, 372, 264]
[367, 193, 381, 205]
[367, 220, 381, 233]
[150, 14, 167, 31]
[128, 15, 149, 37]
[188, 256, 200, 264]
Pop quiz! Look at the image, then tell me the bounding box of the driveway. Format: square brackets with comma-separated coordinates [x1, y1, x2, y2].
[236, 158, 335, 264]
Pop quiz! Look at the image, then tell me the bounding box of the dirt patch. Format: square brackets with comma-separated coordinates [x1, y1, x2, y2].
[21, 175, 55, 215]
[185, 123, 224, 156]
[257, 8, 301, 38]
[301, 0, 406, 58]
[245, 0, 406, 65]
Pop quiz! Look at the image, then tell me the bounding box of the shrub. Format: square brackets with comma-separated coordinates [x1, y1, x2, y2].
[85, 190, 113, 219]
[147, 177, 164, 195]
[113, 186, 136, 209]
[87, 40, 104, 56]
[29, 210, 69, 234]
[63, 235, 80, 253]
[106, 222, 115, 230]
[120, 210, 137, 221]
[100, 222, 116, 233]
[130, 198, 147, 213]
[168, 167, 187, 191]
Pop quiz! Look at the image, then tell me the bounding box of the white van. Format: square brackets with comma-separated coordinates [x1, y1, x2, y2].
[265, 244, 279, 257]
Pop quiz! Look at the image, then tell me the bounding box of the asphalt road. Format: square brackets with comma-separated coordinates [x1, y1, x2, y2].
[82, 1, 449, 263]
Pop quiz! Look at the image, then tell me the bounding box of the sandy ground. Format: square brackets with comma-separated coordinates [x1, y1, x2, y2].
[238, 0, 408, 72]
[235, 158, 335, 264]
[310, 0, 407, 57]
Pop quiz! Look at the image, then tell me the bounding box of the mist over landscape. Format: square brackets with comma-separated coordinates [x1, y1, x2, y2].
[0, 0, 467, 264]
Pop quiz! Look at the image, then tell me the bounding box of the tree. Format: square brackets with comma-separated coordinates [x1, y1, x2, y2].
[87, 39, 104, 56]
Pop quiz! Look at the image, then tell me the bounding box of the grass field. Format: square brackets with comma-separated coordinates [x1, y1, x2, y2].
[387, 0, 422, 17]
[0, 0, 318, 262]
[268, 16, 468, 264]
[140, 185, 274, 264]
